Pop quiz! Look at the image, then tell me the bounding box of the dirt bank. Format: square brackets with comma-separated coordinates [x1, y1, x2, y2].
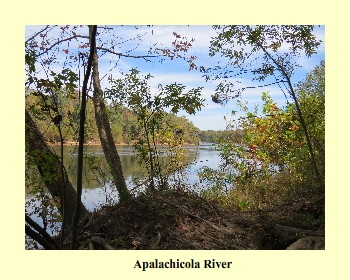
[59, 189, 324, 250]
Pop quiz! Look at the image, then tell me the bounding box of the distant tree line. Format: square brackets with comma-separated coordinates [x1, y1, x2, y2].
[198, 129, 244, 143]
[25, 89, 202, 145]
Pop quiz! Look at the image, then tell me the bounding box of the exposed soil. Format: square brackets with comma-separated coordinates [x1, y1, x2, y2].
[60, 189, 324, 250]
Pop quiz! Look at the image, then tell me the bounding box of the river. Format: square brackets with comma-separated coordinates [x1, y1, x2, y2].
[25, 143, 222, 236]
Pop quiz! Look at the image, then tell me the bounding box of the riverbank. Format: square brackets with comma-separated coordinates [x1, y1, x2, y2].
[47, 141, 200, 146]
[56, 189, 324, 250]
[47, 141, 127, 146]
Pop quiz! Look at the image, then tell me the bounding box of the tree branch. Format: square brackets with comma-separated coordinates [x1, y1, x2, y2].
[25, 214, 58, 247]
[97, 46, 168, 59]
[33, 35, 89, 57]
[167, 228, 202, 250]
[32, 33, 168, 60]
[25, 225, 58, 250]
[249, 28, 322, 186]
[25, 25, 51, 44]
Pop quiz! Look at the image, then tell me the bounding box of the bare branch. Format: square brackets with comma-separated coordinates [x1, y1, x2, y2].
[34, 35, 89, 57]
[167, 228, 202, 250]
[25, 225, 59, 250]
[97, 46, 168, 59]
[25, 214, 58, 247]
[25, 25, 51, 44]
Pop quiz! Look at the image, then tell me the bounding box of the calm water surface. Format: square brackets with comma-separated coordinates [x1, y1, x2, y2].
[25, 143, 222, 232]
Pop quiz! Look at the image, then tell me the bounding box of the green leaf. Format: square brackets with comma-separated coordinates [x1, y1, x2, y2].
[25, 49, 36, 73]
[246, 131, 251, 142]
[247, 112, 254, 119]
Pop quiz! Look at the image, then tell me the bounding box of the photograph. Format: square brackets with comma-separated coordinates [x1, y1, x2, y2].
[25, 25, 325, 251]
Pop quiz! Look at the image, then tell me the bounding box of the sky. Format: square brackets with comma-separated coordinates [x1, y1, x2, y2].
[25, 25, 325, 131]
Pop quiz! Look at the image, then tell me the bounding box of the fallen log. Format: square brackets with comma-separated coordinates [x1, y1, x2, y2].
[276, 224, 325, 236]
[91, 236, 115, 250]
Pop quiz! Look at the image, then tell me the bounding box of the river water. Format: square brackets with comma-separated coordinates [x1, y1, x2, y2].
[25, 143, 222, 237]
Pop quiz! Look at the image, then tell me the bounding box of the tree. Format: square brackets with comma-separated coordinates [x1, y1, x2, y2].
[26, 47, 87, 248]
[25, 109, 89, 241]
[201, 25, 323, 186]
[71, 25, 97, 249]
[105, 68, 204, 190]
[89, 30, 131, 202]
[199, 62, 325, 212]
[25, 25, 201, 248]
[25, 25, 198, 202]
[294, 61, 325, 177]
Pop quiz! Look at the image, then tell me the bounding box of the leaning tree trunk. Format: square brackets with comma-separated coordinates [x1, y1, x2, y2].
[90, 37, 131, 203]
[253, 38, 323, 187]
[25, 109, 89, 234]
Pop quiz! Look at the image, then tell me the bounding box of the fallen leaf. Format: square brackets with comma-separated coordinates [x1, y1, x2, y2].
[180, 225, 187, 230]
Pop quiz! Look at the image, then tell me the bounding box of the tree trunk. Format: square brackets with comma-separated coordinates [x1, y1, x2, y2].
[91, 40, 131, 202]
[253, 38, 323, 187]
[25, 109, 89, 234]
[71, 25, 97, 250]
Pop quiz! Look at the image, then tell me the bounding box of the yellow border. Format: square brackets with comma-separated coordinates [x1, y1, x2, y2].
[2, 1, 348, 279]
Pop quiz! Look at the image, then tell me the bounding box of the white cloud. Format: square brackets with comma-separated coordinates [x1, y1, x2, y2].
[187, 113, 228, 131]
[25, 25, 324, 131]
[108, 25, 216, 54]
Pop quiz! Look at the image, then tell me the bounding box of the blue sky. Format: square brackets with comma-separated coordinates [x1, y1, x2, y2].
[25, 25, 325, 131]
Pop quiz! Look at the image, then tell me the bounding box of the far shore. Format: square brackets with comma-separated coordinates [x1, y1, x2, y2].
[47, 141, 130, 146]
[47, 141, 199, 146]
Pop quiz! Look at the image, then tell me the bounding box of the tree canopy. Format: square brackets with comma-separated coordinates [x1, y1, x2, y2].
[25, 25, 325, 251]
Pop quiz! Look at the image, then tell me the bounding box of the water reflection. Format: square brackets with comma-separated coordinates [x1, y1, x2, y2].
[25, 144, 221, 213]
[25, 143, 221, 246]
